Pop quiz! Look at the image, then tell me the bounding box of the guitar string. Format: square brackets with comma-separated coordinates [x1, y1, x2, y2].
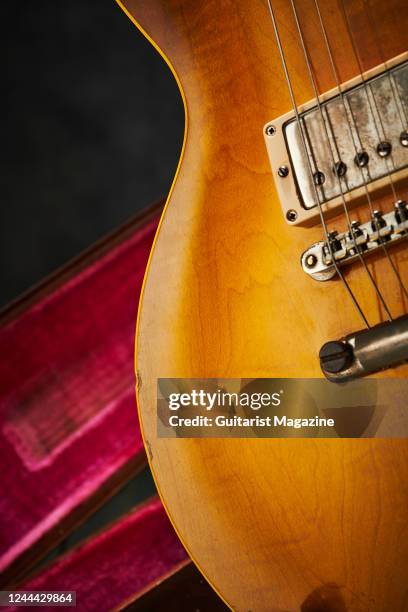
[312, 0, 408, 301]
[362, 0, 408, 213]
[338, 0, 401, 202]
[389, 73, 408, 132]
[361, 0, 408, 203]
[364, 0, 408, 130]
[266, 0, 369, 327]
[290, 0, 393, 321]
[336, 0, 408, 304]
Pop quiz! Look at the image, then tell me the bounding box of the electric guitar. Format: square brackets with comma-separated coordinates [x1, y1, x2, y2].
[118, 0, 408, 609]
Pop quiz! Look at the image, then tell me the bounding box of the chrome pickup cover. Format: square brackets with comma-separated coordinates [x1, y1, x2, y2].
[264, 54, 408, 226]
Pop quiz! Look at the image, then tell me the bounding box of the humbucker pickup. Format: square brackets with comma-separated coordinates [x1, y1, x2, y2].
[264, 53, 408, 226]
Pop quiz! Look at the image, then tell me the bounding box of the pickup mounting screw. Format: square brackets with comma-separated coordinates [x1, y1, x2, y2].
[286, 209, 298, 222]
[400, 131, 408, 147]
[377, 141, 392, 157]
[278, 165, 289, 178]
[265, 124, 276, 136]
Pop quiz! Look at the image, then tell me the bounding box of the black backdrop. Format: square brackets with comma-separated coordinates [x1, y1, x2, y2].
[1, 0, 183, 307]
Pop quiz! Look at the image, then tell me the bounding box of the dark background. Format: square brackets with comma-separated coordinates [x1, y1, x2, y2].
[1, 0, 183, 307]
[1, 0, 184, 574]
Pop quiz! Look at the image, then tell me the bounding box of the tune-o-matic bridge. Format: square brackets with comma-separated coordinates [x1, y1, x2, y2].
[264, 53, 408, 226]
[301, 202, 408, 280]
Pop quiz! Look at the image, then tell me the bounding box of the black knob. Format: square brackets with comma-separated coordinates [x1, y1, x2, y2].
[319, 341, 354, 374]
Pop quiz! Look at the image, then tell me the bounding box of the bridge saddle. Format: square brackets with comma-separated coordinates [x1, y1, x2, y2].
[301, 202, 408, 281]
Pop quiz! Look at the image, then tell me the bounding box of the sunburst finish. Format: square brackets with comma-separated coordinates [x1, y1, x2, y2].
[118, 1, 408, 609]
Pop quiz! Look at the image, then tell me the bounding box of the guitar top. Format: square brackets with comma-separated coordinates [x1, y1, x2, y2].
[118, 0, 408, 609]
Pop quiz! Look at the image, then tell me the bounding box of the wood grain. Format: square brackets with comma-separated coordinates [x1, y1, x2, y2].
[118, 1, 408, 609]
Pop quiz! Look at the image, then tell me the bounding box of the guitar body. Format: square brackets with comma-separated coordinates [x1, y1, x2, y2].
[118, 1, 408, 609]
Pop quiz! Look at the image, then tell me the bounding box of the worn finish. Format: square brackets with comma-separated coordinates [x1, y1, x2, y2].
[119, 1, 408, 609]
